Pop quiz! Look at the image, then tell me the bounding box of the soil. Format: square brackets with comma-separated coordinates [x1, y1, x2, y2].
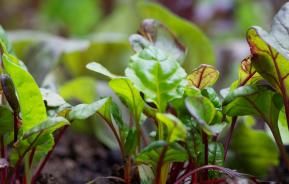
[35, 130, 124, 184]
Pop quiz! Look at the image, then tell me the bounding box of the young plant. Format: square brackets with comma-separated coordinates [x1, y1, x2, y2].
[0, 27, 73, 184]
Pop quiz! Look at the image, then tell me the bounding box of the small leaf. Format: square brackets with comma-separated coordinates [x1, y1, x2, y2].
[124, 129, 137, 155]
[23, 117, 69, 138]
[109, 78, 144, 122]
[201, 87, 221, 109]
[2, 53, 47, 132]
[187, 64, 219, 89]
[238, 56, 261, 86]
[68, 98, 109, 121]
[86, 62, 118, 79]
[156, 113, 186, 142]
[185, 96, 217, 135]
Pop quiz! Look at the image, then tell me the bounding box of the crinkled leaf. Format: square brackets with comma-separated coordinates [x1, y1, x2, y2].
[187, 64, 219, 89]
[86, 62, 118, 79]
[2, 53, 47, 132]
[23, 117, 69, 139]
[156, 113, 186, 142]
[109, 78, 144, 122]
[247, 3, 289, 98]
[138, 2, 215, 72]
[0, 106, 13, 135]
[185, 96, 217, 135]
[125, 46, 187, 112]
[68, 98, 109, 121]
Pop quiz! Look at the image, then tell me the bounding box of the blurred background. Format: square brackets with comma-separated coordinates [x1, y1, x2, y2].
[0, 0, 288, 183]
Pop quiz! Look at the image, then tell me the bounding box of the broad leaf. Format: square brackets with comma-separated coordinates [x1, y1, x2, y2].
[41, 88, 67, 107]
[125, 46, 187, 112]
[23, 117, 69, 138]
[109, 78, 144, 122]
[247, 3, 289, 100]
[223, 85, 282, 126]
[187, 64, 219, 89]
[2, 53, 47, 132]
[156, 113, 186, 142]
[138, 2, 215, 72]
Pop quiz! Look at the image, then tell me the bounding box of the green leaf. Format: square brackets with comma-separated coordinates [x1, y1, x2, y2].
[68, 98, 109, 121]
[0, 26, 13, 54]
[2, 53, 47, 132]
[247, 3, 289, 98]
[187, 64, 219, 89]
[223, 85, 282, 126]
[125, 46, 187, 112]
[227, 119, 278, 177]
[201, 87, 221, 109]
[86, 62, 118, 79]
[185, 96, 217, 135]
[0, 106, 13, 135]
[138, 2, 215, 72]
[23, 117, 69, 138]
[156, 113, 186, 142]
[208, 143, 224, 166]
[124, 129, 137, 155]
[109, 78, 144, 122]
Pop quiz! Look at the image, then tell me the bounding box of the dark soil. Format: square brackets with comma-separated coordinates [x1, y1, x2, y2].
[35, 130, 124, 184]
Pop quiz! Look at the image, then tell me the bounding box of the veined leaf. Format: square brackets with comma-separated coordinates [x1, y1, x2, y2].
[138, 2, 215, 72]
[187, 64, 219, 89]
[156, 113, 186, 142]
[109, 78, 144, 122]
[2, 53, 47, 132]
[238, 56, 261, 86]
[247, 3, 289, 98]
[125, 46, 187, 112]
[223, 85, 282, 126]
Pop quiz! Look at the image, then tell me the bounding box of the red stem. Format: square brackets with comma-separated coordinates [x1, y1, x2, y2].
[10, 131, 42, 184]
[0, 135, 6, 184]
[174, 165, 239, 184]
[29, 147, 36, 168]
[202, 132, 208, 180]
[31, 125, 68, 184]
[223, 117, 237, 160]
